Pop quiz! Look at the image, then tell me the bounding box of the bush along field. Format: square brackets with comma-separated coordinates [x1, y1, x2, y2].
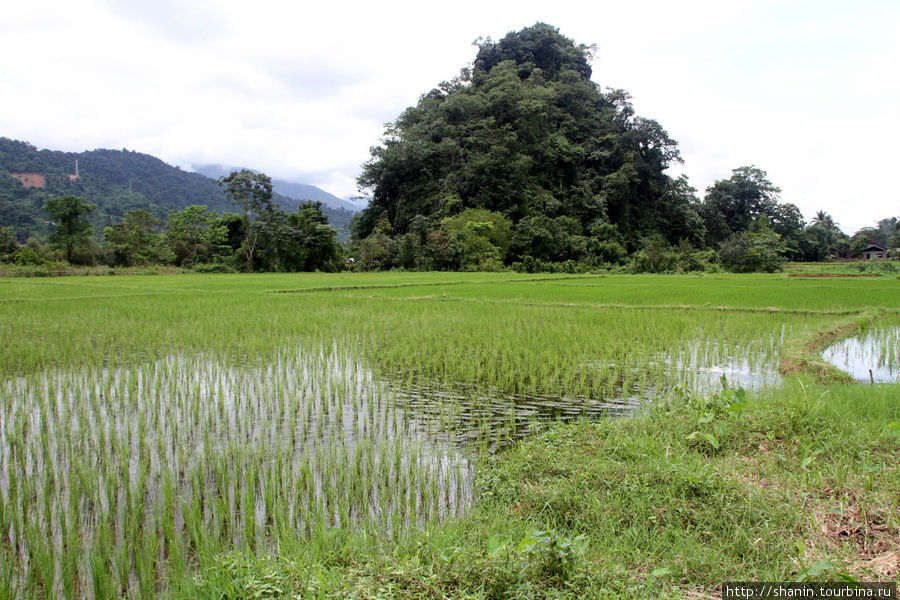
[0, 272, 897, 598]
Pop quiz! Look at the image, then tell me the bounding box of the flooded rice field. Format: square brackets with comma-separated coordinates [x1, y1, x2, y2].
[822, 326, 900, 383]
[0, 327, 829, 597]
[391, 333, 783, 450]
[3, 271, 897, 597]
[0, 349, 473, 597]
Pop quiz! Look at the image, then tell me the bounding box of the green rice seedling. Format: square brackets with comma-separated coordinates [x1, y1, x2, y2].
[4, 272, 897, 598]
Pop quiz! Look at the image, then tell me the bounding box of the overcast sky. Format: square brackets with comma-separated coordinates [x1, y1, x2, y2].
[2, 0, 898, 234]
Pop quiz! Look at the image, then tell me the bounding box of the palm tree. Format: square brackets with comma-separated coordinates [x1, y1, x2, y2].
[811, 210, 838, 232]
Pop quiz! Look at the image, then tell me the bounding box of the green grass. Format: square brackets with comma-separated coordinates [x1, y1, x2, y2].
[0, 271, 897, 598]
[784, 260, 900, 276]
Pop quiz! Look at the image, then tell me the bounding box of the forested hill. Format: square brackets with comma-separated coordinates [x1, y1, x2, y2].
[352, 23, 705, 269]
[0, 138, 354, 241]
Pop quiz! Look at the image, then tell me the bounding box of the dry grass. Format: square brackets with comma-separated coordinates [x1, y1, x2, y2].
[807, 490, 900, 579]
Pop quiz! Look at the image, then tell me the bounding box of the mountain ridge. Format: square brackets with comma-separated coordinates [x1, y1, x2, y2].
[190, 163, 361, 214]
[0, 137, 355, 241]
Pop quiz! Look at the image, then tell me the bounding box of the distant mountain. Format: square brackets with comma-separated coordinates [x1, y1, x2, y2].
[346, 196, 371, 211]
[0, 138, 353, 242]
[192, 164, 360, 214]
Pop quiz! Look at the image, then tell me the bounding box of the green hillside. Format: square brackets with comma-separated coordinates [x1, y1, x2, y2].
[0, 138, 353, 241]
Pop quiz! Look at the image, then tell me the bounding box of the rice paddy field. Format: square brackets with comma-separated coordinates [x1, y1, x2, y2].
[0, 271, 898, 598]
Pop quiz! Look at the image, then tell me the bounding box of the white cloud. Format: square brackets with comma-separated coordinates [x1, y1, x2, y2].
[1, 0, 897, 229]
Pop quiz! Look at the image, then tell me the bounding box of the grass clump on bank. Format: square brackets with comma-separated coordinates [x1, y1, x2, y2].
[179, 378, 899, 599]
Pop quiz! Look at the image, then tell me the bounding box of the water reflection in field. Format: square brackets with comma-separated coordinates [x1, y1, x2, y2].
[0, 330, 791, 596]
[822, 327, 900, 383]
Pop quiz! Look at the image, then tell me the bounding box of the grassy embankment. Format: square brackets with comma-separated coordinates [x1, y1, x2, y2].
[0, 272, 897, 598]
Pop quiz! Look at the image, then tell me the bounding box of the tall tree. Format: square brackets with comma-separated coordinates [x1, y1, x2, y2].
[718, 220, 788, 272]
[440, 208, 513, 268]
[281, 202, 344, 272]
[0, 226, 18, 262]
[810, 210, 839, 231]
[700, 166, 781, 246]
[103, 209, 172, 266]
[472, 22, 595, 82]
[252, 202, 343, 272]
[165, 204, 228, 266]
[218, 169, 273, 271]
[44, 195, 95, 263]
[803, 210, 846, 261]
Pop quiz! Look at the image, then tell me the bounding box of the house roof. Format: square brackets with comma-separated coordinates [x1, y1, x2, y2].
[862, 241, 887, 252]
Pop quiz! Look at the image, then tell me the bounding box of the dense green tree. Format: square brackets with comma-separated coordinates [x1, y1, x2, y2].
[214, 213, 246, 254]
[165, 205, 228, 266]
[718, 220, 787, 272]
[255, 202, 343, 272]
[15, 237, 58, 266]
[472, 22, 595, 82]
[655, 176, 705, 248]
[358, 234, 394, 271]
[627, 234, 712, 273]
[218, 169, 274, 217]
[700, 166, 781, 246]
[874, 217, 898, 247]
[586, 221, 628, 266]
[797, 211, 844, 261]
[44, 195, 96, 263]
[629, 234, 677, 273]
[810, 210, 838, 231]
[103, 209, 173, 266]
[218, 169, 274, 271]
[510, 215, 584, 263]
[766, 202, 806, 260]
[440, 208, 512, 269]
[0, 226, 17, 262]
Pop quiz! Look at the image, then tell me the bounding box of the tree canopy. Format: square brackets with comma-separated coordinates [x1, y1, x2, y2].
[354, 23, 696, 265]
[347, 24, 894, 272]
[700, 166, 782, 245]
[45, 195, 95, 263]
[219, 169, 274, 271]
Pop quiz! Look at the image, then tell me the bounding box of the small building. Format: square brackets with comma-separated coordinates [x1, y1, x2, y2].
[861, 241, 887, 260]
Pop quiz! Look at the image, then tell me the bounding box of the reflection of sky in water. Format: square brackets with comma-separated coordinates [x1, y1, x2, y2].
[397, 338, 786, 451]
[0, 350, 475, 528]
[686, 359, 781, 395]
[822, 327, 900, 383]
[666, 337, 782, 396]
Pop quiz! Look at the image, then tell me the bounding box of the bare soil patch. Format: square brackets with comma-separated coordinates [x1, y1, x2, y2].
[808, 489, 900, 579]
